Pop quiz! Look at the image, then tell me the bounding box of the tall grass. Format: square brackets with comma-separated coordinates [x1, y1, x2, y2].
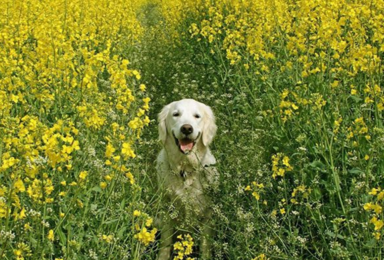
[137, 0, 384, 259]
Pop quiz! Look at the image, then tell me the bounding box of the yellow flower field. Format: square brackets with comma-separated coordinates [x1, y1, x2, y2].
[0, 0, 153, 259]
[1, 0, 384, 259]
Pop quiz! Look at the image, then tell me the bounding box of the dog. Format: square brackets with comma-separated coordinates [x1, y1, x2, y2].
[156, 99, 218, 260]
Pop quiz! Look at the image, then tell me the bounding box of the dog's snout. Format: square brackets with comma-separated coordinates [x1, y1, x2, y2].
[181, 124, 193, 135]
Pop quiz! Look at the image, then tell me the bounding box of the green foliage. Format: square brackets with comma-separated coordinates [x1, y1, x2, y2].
[136, 0, 384, 259]
[2, 0, 384, 259]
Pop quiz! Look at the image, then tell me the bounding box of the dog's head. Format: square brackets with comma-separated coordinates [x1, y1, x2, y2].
[158, 99, 217, 154]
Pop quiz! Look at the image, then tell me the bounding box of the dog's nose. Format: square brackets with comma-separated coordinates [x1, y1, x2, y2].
[181, 124, 193, 135]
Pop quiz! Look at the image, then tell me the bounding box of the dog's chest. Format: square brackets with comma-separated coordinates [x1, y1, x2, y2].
[179, 170, 202, 190]
[173, 168, 204, 194]
[171, 167, 208, 211]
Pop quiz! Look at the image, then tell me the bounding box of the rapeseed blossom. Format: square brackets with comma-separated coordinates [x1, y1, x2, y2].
[272, 153, 293, 179]
[47, 230, 54, 241]
[173, 234, 195, 260]
[134, 227, 157, 246]
[252, 254, 267, 260]
[245, 182, 265, 201]
[2, 0, 384, 258]
[365, 187, 384, 240]
[0, 0, 150, 258]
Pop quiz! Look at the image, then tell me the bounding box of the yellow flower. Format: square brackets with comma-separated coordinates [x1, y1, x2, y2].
[272, 153, 293, 179]
[102, 234, 114, 243]
[146, 217, 153, 227]
[173, 234, 194, 259]
[377, 192, 384, 201]
[245, 182, 264, 201]
[132, 70, 141, 80]
[24, 223, 32, 231]
[252, 191, 260, 201]
[134, 227, 157, 246]
[370, 217, 384, 231]
[252, 254, 268, 260]
[79, 171, 88, 180]
[14, 249, 23, 258]
[331, 80, 339, 88]
[77, 199, 84, 208]
[47, 230, 54, 241]
[142, 97, 150, 111]
[105, 143, 116, 158]
[27, 178, 54, 202]
[364, 202, 372, 211]
[122, 142, 136, 158]
[282, 156, 291, 168]
[125, 172, 135, 184]
[14, 208, 26, 220]
[364, 202, 382, 213]
[14, 179, 26, 193]
[372, 204, 382, 214]
[100, 182, 107, 189]
[369, 188, 381, 196]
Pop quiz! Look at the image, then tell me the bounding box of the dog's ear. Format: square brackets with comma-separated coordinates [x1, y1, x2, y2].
[202, 104, 217, 146]
[158, 104, 170, 144]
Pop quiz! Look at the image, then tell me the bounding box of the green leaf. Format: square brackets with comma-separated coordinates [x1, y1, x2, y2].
[58, 228, 67, 246]
[348, 168, 364, 175]
[104, 219, 119, 225]
[117, 226, 127, 238]
[91, 186, 103, 193]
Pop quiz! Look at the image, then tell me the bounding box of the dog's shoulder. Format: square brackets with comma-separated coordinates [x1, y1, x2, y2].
[201, 148, 216, 167]
[156, 149, 172, 180]
[156, 149, 167, 168]
[155, 148, 183, 180]
[200, 148, 220, 190]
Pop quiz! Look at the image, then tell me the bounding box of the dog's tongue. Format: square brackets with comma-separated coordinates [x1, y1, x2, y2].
[180, 139, 194, 152]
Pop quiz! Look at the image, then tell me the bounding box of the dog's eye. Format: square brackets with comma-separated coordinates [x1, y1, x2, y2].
[194, 114, 201, 119]
[173, 112, 180, 117]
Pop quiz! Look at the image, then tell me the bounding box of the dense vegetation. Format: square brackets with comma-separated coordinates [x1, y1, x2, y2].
[1, 0, 384, 259]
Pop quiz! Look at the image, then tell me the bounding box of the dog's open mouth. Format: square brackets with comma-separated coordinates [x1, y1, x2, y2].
[173, 132, 200, 154]
[178, 138, 195, 154]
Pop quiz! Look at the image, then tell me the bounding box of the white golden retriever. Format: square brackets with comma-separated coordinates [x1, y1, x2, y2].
[156, 99, 218, 260]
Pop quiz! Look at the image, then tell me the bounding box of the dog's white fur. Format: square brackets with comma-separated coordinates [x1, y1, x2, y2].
[156, 99, 218, 260]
